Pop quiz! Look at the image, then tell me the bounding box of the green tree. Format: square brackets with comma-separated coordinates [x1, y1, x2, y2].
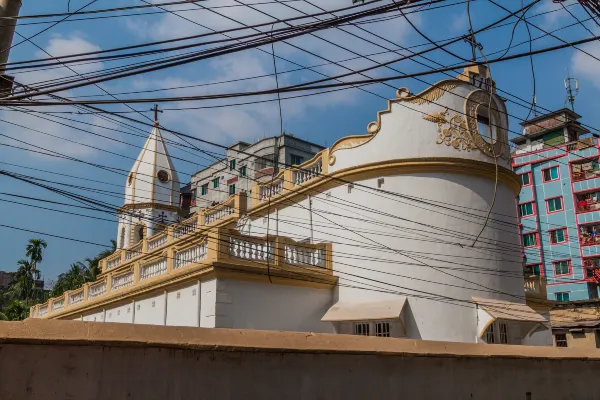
[2, 300, 28, 321]
[25, 238, 47, 270]
[8, 259, 42, 309]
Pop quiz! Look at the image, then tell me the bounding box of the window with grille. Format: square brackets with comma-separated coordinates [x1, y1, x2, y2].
[546, 197, 563, 212]
[354, 323, 370, 336]
[543, 166, 559, 182]
[553, 261, 570, 276]
[485, 323, 495, 344]
[550, 228, 567, 244]
[523, 233, 538, 247]
[555, 334, 568, 347]
[519, 202, 534, 217]
[499, 323, 508, 344]
[374, 322, 390, 337]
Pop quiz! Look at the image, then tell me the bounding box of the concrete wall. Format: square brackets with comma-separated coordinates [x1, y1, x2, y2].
[215, 278, 334, 332]
[1, 320, 600, 400]
[554, 330, 600, 349]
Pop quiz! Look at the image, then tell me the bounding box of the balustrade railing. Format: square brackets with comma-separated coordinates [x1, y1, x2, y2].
[229, 237, 274, 262]
[204, 203, 234, 225]
[147, 232, 168, 250]
[284, 244, 325, 268]
[259, 177, 284, 202]
[34, 225, 333, 318]
[111, 272, 134, 291]
[125, 243, 143, 260]
[52, 298, 64, 312]
[293, 158, 322, 186]
[38, 304, 48, 316]
[88, 281, 107, 299]
[106, 253, 122, 270]
[173, 217, 198, 239]
[140, 258, 168, 280]
[69, 290, 84, 305]
[175, 243, 208, 269]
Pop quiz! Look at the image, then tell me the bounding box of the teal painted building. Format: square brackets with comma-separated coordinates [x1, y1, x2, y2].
[513, 109, 600, 302]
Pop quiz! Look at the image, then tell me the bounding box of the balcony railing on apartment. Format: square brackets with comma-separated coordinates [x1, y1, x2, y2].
[523, 275, 547, 298]
[30, 228, 332, 319]
[580, 226, 600, 246]
[576, 196, 600, 213]
[572, 156, 599, 183]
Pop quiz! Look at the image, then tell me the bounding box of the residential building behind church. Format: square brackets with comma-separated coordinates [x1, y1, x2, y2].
[187, 135, 324, 214]
[512, 109, 600, 302]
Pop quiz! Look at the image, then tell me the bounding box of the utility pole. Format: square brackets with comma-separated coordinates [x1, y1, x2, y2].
[0, 0, 23, 96]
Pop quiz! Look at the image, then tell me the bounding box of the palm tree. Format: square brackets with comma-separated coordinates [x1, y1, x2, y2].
[8, 259, 41, 309]
[25, 239, 47, 270]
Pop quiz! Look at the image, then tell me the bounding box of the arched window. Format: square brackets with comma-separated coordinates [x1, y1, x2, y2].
[133, 224, 146, 245]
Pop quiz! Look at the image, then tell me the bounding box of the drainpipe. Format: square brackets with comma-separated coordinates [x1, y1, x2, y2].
[0, 0, 22, 95]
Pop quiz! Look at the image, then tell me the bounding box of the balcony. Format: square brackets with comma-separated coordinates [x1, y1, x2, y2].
[572, 154, 600, 182]
[576, 192, 600, 213]
[523, 275, 547, 298]
[30, 227, 333, 319]
[580, 224, 600, 246]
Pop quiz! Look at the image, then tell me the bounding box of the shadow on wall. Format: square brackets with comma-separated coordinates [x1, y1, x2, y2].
[403, 300, 421, 340]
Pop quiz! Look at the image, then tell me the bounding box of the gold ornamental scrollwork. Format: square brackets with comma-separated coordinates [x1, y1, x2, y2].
[423, 110, 475, 152]
[464, 89, 510, 160]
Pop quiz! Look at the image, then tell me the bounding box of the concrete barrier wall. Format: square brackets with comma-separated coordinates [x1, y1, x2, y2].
[1, 320, 600, 400]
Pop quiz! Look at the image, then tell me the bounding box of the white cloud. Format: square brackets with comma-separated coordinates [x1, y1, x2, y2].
[1, 35, 130, 160]
[122, 1, 422, 143]
[571, 28, 600, 88]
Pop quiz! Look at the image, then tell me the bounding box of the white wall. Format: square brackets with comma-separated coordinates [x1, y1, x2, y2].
[165, 282, 200, 327]
[134, 292, 166, 326]
[82, 311, 103, 322]
[200, 279, 216, 328]
[246, 171, 527, 343]
[105, 303, 134, 324]
[215, 279, 334, 333]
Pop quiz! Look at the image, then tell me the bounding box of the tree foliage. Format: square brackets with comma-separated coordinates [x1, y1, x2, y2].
[1, 238, 117, 322]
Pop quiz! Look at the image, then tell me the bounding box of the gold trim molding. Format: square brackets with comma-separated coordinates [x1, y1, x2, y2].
[248, 157, 522, 217]
[120, 202, 182, 214]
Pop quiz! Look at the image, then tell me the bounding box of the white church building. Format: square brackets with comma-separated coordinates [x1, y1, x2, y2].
[30, 66, 553, 345]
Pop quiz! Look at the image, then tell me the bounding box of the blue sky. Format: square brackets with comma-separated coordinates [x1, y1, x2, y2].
[1, 0, 599, 285]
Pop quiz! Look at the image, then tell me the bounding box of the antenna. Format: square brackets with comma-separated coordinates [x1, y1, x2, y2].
[564, 71, 579, 111]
